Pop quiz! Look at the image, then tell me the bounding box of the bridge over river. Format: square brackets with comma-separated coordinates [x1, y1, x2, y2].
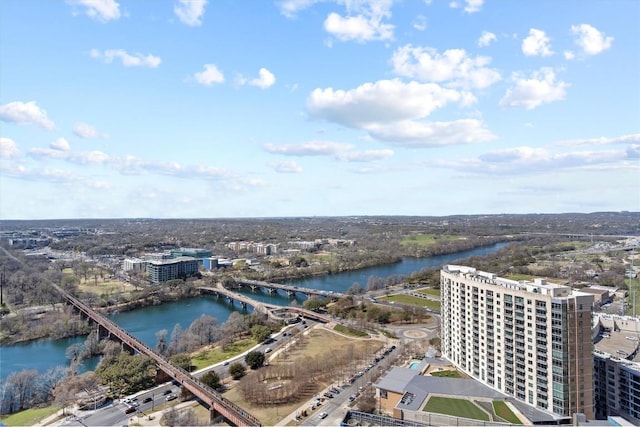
[233, 278, 343, 299]
[50, 282, 261, 426]
[198, 282, 334, 324]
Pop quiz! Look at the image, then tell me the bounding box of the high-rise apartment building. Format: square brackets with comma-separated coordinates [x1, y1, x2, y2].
[441, 265, 594, 418]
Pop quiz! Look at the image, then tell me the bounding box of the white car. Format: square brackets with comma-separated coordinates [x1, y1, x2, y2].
[319, 412, 328, 419]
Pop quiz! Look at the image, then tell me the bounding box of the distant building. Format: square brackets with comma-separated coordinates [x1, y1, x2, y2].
[441, 265, 594, 419]
[145, 252, 172, 261]
[202, 257, 219, 271]
[122, 257, 146, 272]
[146, 257, 199, 283]
[169, 248, 212, 259]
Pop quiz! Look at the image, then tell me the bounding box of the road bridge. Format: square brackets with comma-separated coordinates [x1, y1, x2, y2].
[50, 282, 261, 426]
[233, 278, 343, 300]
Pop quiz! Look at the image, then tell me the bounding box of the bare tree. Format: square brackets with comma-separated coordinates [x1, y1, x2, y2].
[188, 314, 219, 345]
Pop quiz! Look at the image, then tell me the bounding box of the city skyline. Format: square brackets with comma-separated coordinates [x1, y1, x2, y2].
[1, 0, 639, 220]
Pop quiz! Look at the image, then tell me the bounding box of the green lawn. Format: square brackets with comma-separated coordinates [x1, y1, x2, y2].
[430, 370, 461, 378]
[0, 405, 61, 427]
[379, 294, 441, 310]
[192, 338, 257, 370]
[416, 287, 441, 297]
[334, 324, 370, 337]
[493, 401, 522, 424]
[423, 396, 489, 421]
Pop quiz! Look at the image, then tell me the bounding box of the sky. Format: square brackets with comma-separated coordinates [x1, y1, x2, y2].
[0, 0, 638, 220]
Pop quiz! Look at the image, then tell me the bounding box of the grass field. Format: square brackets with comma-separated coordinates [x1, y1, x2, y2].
[416, 287, 440, 297]
[430, 370, 461, 378]
[192, 338, 257, 370]
[423, 396, 489, 421]
[333, 324, 370, 337]
[379, 294, 441, 310]
[0, 405, 61, 427]
[493, 401, 522, 424]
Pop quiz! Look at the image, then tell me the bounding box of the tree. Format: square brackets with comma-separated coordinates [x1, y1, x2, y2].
[228, 363, 246, 380]
[303, 298, 328, 312]
[95, 352, 156, 397]
[245, 351, 265, 369]
[1, 369, 39, 413]
[200, 371, 220, 389]
[156, 329, 168, 355]
[250, 325, 272, 343]
[170, 353, 192, 372]
[53, 371, 100, 415]
[188, 314, 219, 345]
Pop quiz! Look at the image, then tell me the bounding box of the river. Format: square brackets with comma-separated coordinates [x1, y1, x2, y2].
[0, 242, 508, 380]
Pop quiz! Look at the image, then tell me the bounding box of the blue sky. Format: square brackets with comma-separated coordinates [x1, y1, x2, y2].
[1, 0, 638, 220]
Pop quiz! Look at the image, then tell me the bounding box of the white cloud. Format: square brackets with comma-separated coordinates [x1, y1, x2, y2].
[0, 101, 55, 130]
[324, 11, 394, 42]
[522, 28, 553, 57]
[192, 64, 225, 86]
[413, 15, 427, 31]
[263, 140, 393, 162]
[174, 0, 208, 26]
[90, 49, 161, 68]
[391, 45, 501, 89]
[277, 0, 323, 18]
[0, 137, 20, 158]
[249, 68, 276, 89]
[464, 0, 483, 13]
[264, 141, 354, 156]
[559, 133, 640, 147]
[335, 149, 394, 162]
[478, 31, 496, 47]
[74, 122, 107, 138]
[500, 68, 568, 110]
[268, 160, 304, 173]
[50, 138, 71, 151]
[278, 0, 395, 42]
[67, 0, 120, 22]
[438, 144, 638, 175]
[564, 50, 575, 60]
[365, 119, 496, 147]
[307, 79, 476, 128]
[571, 24, 613, 55]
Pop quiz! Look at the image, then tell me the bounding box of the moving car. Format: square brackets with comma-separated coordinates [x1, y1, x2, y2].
[319, 412, 328, 419]
[142, 397, 153, 403]
[166, 394, 178, 401]
[124, 406, 136, 414]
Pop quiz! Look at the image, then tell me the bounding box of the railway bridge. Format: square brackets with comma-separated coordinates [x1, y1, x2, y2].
[51, 282, 261, 426]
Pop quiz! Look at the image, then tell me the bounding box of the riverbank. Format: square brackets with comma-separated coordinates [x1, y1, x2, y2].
[1, 241, 509, 347]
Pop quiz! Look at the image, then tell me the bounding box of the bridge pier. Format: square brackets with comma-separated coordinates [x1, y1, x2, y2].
[268, 288, 277, 294]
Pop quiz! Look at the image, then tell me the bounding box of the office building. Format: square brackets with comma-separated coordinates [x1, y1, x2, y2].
[441, 265, 594, 418]
[146, 257, 199, 284]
